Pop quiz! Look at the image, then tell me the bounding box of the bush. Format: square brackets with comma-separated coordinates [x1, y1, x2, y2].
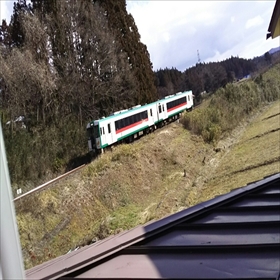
[2, 117, 87, 189]
[182, 64, 280, 143]
[111, 144, 137, 162]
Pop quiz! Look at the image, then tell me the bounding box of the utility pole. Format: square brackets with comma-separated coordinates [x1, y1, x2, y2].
[197, 50, 201, 64]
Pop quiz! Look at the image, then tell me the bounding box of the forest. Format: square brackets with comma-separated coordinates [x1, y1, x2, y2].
[0, 0, 279, 187]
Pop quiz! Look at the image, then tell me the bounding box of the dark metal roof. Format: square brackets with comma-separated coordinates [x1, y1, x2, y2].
[267, 0, 280, 39]
[26, 173, 280, 280]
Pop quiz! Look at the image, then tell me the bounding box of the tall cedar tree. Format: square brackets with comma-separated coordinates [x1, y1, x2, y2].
[29, 0, 137, 119]
[95, 0, 158, 104]
[8, 0, 33, 47]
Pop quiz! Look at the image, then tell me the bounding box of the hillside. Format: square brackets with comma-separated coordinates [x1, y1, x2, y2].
[1, 0, 279, 188]
[16, 97, 280, 269]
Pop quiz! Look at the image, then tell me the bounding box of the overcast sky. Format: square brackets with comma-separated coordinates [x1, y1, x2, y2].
[1, 1, 279, 71]
[126, 1, 279, 71]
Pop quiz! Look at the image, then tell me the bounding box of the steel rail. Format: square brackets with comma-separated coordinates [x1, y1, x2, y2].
[13, 164, 85, 202]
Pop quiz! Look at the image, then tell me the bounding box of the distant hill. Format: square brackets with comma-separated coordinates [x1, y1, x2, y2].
[268, 46, 280, 55]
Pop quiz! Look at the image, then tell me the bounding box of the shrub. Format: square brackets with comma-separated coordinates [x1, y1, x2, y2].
[182, 64, 280, 143]
[111, 144, 137, 162]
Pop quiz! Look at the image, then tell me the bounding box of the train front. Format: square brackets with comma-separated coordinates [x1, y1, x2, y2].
[86, 120, 100, 153]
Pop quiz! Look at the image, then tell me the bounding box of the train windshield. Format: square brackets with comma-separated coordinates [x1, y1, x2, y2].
[93, 124, 100, 138]
[87, 124, 99, 139]
[87, 126, 93, 139]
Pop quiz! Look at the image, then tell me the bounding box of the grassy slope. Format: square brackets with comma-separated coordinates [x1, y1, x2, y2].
[16, 99, 279, 269]
[205, 100, 279, 194]
[15, 61, 280, 268]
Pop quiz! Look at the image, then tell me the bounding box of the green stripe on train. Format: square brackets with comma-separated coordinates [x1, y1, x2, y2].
[154, 119, 163, 124]
[101, 143, 109, 149]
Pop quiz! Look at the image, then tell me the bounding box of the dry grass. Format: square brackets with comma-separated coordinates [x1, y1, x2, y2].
[202, 100, 280, 198]
[16, 99, 279, 269]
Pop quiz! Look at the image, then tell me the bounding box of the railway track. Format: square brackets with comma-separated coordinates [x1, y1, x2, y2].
[13, 164, 85, 202]
[13, 102, 202, 203]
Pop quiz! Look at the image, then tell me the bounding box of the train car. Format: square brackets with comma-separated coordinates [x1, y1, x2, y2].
[87, 90, 193, 153]
[87, 103, 156, 153]
[162, 90, 193, 119]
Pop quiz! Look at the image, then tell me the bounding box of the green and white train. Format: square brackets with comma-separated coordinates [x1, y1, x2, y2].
[87, 90, 194, 154]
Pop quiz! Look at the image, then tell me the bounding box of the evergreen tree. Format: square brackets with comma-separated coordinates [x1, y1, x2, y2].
[264, 51, 272, 64]
[9, 0, 32, 47]
[96, 0, 158, 104]
[0, 20, 12, 47]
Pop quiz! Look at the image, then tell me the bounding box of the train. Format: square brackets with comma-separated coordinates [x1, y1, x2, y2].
[86, 90, 194, 154]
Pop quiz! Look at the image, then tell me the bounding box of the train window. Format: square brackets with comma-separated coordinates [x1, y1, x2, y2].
[162, 105, 164, 111]
[100, 128, 103, 135]
[188, 95, 190, 101]
[167, 96, 187, 110]
[150, 109, 152, 116]
[125, 117, 129, 127]
[87, 126, 93, 139]
[115, 120, 119, 130]
[93, 125, 100, 137]
[158, 105, 162, 113]
[167, 102, 170, 110]
[103, 127, 105, 135]
[108, 123, 111, 133]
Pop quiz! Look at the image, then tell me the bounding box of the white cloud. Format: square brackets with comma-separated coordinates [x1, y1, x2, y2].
[127, 1, 278, 71]
[0, 1, 278, 71]
[245, 15, 264, 29]
[0, 1, 14, 23]
[162, 32, 170, 43]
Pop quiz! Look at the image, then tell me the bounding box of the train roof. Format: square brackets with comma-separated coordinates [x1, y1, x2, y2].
[26, 172, 280, 279]
[88, 90, 192, 125]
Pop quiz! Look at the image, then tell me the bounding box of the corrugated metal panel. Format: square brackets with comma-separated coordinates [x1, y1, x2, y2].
[26, 173, 280, 279]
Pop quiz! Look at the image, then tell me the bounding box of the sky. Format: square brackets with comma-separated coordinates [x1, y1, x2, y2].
[126, 0, 279, 71]
[1, 1, 279, 71]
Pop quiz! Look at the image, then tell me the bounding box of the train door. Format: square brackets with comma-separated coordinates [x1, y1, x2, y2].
[149, 107, 155, 125]
[162, 102, 167, 120]
[157, 103, 165, 122]
[106, 122, 115, 145]
[99, 125, 105, 149]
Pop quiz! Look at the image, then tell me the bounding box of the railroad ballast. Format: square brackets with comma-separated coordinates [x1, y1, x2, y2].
[87, 90, 194, 153]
